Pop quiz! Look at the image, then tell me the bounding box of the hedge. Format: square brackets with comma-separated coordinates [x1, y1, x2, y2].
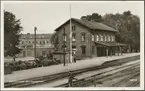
[4, 58, 62, 73]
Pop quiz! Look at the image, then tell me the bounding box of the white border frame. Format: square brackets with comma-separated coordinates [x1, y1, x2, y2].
[1, 1, 144, 90]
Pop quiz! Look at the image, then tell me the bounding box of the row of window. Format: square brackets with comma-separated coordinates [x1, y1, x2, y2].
[92, 34, 115, 42]
[63, 33, 115, 42]
[21, 40, 50, 44]
[21, 36, 45, 39]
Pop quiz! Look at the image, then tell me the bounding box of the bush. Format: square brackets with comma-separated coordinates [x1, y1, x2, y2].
[39, 56, 45, 61]
[41, 58, 54, 66]
[4, 62, 13, 74]
[4, 57, 62, 72]
[19, 63, 27, 70]
[53, 59, 61, 64]
[34, 59, 43, 67]
[4, 66, 12, 74]
[24, 61, 33, 69]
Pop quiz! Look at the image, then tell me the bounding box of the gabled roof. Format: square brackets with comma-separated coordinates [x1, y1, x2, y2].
[54, 18, 118, 32]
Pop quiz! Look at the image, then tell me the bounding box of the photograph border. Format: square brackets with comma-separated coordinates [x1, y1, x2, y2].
[1, 1, 144, 90]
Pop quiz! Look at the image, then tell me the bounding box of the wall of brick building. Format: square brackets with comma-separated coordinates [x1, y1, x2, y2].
[56, 21, 93, 58]
[55, 20, 116, 59]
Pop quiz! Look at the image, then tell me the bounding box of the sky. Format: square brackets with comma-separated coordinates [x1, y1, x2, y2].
[3, 1, 144, 34]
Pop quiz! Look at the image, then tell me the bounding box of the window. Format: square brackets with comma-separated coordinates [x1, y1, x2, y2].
[103, 34, 105, 41]
[81, 46, 86, 54]
[112, 35, 115, 41]
[100, 34, 103, 41]
[96, 34, 99, 41]
[92, 34, 95, 41]
[81, 33, 86, 41]
[72, 26, 76, 31]
[72, 33, 76, 42]
[47, 41, 49, 43]
[108, 35, 110, 42]
[43, 41, 45, 44]
[104, 35, 107, 41]
[64, 35, 66, 41]
[72, 45, 76, 49]
[29, 41, 31, 44]
[40, 41, 42, 44]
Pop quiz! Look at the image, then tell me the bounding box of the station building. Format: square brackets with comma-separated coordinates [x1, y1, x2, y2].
[52, 18, 126, 60]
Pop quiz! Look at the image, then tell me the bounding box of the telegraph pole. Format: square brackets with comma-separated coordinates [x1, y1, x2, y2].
[34, 27, 37, 60]
[63, 28, 66, 66]
[69, 4, 72, 63]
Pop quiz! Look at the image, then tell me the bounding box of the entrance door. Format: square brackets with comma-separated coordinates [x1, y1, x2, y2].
[97, 47, 106, 57]
[81, 46, 86, 57]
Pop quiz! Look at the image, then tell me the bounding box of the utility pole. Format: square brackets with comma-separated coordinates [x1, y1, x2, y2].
[69, 4, 72, 63]
[63, 28, 66, 66]
[34, 27, 37, 60]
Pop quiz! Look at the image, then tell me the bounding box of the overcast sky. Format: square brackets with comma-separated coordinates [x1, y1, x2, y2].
[3, 1, 144, 34]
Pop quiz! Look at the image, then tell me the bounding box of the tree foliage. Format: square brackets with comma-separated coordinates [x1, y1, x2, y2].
[4, 10, 23, 60]
[81, 13, 103, 22]
[103, 10, 140, 52]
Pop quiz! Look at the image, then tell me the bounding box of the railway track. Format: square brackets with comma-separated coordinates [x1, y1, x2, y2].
[55, 62, 140, 87]
[4, 55, 140, 88]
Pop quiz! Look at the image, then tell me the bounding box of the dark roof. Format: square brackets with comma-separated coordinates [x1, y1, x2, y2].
[94, 42, 127, 47]
[54, 18, 118, 32]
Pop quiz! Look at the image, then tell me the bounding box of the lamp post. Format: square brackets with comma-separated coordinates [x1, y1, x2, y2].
[34, 27, 37, 60]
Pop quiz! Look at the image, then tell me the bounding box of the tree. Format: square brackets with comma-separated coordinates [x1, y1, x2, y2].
[102, 11, 140, 52]
[50, 32, 59, 51]
[4, 10, 23, 61]
[81, 13, 103, 22]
